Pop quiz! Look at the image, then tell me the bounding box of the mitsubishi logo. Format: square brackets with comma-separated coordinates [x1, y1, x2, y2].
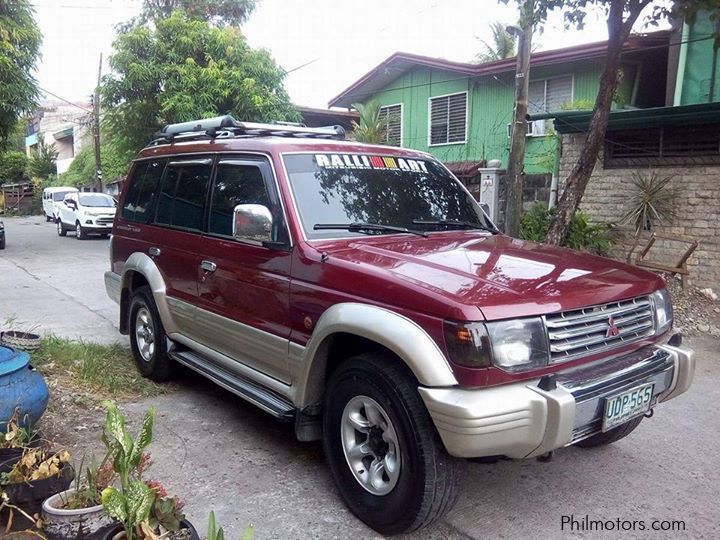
[606, 316, 620, 338]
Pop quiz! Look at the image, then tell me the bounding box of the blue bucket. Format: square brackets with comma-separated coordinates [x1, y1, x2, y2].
[0, 345, 49, 430]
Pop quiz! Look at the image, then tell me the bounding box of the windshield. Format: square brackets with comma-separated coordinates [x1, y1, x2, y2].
[78, 194, 115, 208]
[283, 153, 492, 240]
[52, 191, 73, 202]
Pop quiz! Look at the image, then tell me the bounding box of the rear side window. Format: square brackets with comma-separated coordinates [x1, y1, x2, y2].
[122, 160, 165, 222]
[208, 163, 270, 237]
[154, 159, 212, 231]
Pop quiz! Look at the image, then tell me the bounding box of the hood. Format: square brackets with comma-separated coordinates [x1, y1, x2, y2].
[317, 233, 664, 321]
[82, 207, 116, 216]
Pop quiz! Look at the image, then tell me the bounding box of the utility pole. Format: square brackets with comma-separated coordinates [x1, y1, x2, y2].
[503, 0, 534, 237]
[93, 53, 103, 192]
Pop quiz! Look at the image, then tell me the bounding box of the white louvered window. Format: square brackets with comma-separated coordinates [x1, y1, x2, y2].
[527, 76, 573, 136]
[379, 104, 402, 146]
[429, 92, 467, 145]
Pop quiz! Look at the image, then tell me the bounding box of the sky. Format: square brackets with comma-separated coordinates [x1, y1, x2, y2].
[31, 0, 657, 110]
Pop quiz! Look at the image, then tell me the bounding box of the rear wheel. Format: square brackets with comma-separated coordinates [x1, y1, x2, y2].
[574, 416, 643, 448]
[323, 354, 461, 535]
[57, 220, 67, 237]
[128, 286, 173, 381]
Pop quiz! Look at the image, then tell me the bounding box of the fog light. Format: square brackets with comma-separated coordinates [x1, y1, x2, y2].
[85, 219, 93, 224]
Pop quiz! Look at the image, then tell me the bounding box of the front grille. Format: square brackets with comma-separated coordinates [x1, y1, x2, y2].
[545, 296, 655, 363]
[97, 217, 114, 226]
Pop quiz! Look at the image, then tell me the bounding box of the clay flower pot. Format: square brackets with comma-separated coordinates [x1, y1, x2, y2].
[99, 519, 200, 540]
[41, 488, 116, 540]
[0, 331, 42, 352]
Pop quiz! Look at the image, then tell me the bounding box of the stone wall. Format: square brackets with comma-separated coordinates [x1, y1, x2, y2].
[559, 133, 720, 290]
[495, 173, 552, 230]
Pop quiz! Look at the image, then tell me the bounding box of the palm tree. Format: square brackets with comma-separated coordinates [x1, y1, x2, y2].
[351, 101, 387, 144]
[475, 21, 516, 63]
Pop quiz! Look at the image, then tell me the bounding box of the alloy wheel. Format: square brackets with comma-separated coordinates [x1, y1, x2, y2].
[134, 307, 155, 362]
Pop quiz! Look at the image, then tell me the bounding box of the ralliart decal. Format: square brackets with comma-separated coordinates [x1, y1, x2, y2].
[315, 154, 429, 173]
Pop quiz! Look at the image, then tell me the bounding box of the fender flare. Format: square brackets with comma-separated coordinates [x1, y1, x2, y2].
[294, 302, 458, 408]
[120, 253, 178, 334]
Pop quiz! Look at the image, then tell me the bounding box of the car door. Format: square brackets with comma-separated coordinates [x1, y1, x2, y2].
[60, 193, 76, 225]
[146, 156, 213, 336]
[196, 156, 293, 383]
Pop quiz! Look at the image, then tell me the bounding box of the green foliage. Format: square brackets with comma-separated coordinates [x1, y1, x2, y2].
[619, 170, 676, 234]
[102, 11, 298, 155]
[475, 21, 516, 63]
[206, 511, 225, 540]
[134, 0, 256, 27]
[351, 101, 387, 144]
[520, 202, 611, 254]
[0, 1, 41, 146]
[101, 402, 156, 540]
[0, 150, 28, 185]
[57, 141, 132, 187]
[26, 136, 58, 179]
[561, 98, 594, 110]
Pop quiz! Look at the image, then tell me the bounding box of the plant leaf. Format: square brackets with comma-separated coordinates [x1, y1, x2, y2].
[127, 480, 156, 526]
[129, 407, 155, 467]
[101, 486, 128, 523]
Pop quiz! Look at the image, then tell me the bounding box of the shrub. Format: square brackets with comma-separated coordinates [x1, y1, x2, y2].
[520, 202, 611, 255]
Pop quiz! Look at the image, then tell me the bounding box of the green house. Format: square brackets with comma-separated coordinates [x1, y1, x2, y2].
[329, 32, 672, 179]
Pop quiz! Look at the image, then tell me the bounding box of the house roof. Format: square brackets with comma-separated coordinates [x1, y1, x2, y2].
[329, 31, 670, 108]
[297, 105, 359, 130]
[528, 102, 720, 133]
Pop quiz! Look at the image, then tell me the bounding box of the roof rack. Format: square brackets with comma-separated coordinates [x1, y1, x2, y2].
[146, 115, 346, 146]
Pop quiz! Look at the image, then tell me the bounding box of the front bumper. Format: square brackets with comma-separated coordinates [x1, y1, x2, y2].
[419, 342, 694, 459]
[105, 271, 121, 305]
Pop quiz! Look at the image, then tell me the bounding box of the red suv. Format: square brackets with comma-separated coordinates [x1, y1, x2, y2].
[106, 116, 694, 534]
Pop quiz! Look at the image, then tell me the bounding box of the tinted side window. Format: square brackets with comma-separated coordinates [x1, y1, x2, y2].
[122, 160, 165, 222]
[155, 160, 212, 231]
[208, 164, 270, 237]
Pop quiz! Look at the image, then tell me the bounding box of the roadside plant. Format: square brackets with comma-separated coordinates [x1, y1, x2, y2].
[520, 202, 611, 255]
[61, 456, 117, 509]
[205, 511, 224, 540]
[100, 401, 156, 540]
[0, 448, 70, 484]
[351, 101, 388, 144]
[619, 170, 677, 262]
[1, 408, 39, 450]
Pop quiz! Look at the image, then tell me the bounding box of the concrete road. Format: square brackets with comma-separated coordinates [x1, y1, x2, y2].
[0, 215, 125, 344]
[1, 215, 718, 539]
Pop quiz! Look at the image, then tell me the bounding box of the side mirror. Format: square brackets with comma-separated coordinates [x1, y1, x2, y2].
[233, 204, 273, 244]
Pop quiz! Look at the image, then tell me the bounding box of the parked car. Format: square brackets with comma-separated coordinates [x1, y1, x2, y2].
[42, 186, 79, 222]
[57, 192, 116, 239]
[0, 219, 5, 249]
[105, 116, 695, 535]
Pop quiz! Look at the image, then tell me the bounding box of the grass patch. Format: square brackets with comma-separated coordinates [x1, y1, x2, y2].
[30, 336, 171, 399]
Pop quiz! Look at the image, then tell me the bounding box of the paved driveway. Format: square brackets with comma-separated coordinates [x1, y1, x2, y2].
[1, 215, 718, 538]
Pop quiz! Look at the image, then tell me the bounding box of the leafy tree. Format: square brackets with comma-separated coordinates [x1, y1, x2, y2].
[503, 0, 719, 245]
[475, 21, 517, 63]
[351, 101, 389, 144]
[0, 0, 41, 146]
[134, 0, 256, 27]
[102, 11, 298, 155]
[26, 136, 58, 179]
[0, 150, 28, 185]
[58, 141, 133, 187]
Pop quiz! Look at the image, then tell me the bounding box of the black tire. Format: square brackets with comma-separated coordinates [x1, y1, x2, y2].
[75, 222, 86, 240]
[57, 220, 67, 237]
[574, 416, 643, 448]
[128, 286, 173, 382]
[0, 237, 5, 250]
[323, 354, 461, 535]
[45, 213, 51, 222]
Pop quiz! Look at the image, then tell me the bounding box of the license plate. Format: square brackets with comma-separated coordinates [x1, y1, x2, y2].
[602, 383, 654, 431]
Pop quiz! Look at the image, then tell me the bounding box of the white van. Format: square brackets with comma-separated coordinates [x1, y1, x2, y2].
[42, 186, 79, 222]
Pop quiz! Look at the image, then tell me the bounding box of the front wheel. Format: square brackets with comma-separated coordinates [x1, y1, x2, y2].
[323, 354, 461, 535]
[128, 286, 173, 382]
[57, 220, 67, 237]
[75, 222, 86, 240]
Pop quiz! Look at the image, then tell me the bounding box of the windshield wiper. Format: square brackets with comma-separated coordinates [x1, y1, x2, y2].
[412, 219, 497, 233]
[314, 222, 428, 237]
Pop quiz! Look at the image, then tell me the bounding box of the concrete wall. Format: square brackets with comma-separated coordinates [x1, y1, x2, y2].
[560, 132, 720, 289]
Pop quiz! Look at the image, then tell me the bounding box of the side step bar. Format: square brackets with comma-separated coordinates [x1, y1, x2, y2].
[168, 348, 295, 421]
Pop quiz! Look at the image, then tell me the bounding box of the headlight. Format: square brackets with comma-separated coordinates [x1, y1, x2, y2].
[443, 321, 491, 368]
[486, 318, 549, 372]
[444, 317, 550, 372]
[651, 288, 673, 334]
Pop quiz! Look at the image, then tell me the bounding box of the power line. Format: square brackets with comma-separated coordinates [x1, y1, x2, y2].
[37, 86, 93, 113]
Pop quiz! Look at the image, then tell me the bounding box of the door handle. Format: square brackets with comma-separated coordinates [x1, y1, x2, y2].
[200, 260, 217, 273]
[148, 247, 161, 257]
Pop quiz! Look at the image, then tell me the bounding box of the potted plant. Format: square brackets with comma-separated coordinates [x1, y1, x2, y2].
[98, 402, 198, 540]
[0, 409, 43, 466]
[41, 456, 117, 539]
[0, 448, 74, 528]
